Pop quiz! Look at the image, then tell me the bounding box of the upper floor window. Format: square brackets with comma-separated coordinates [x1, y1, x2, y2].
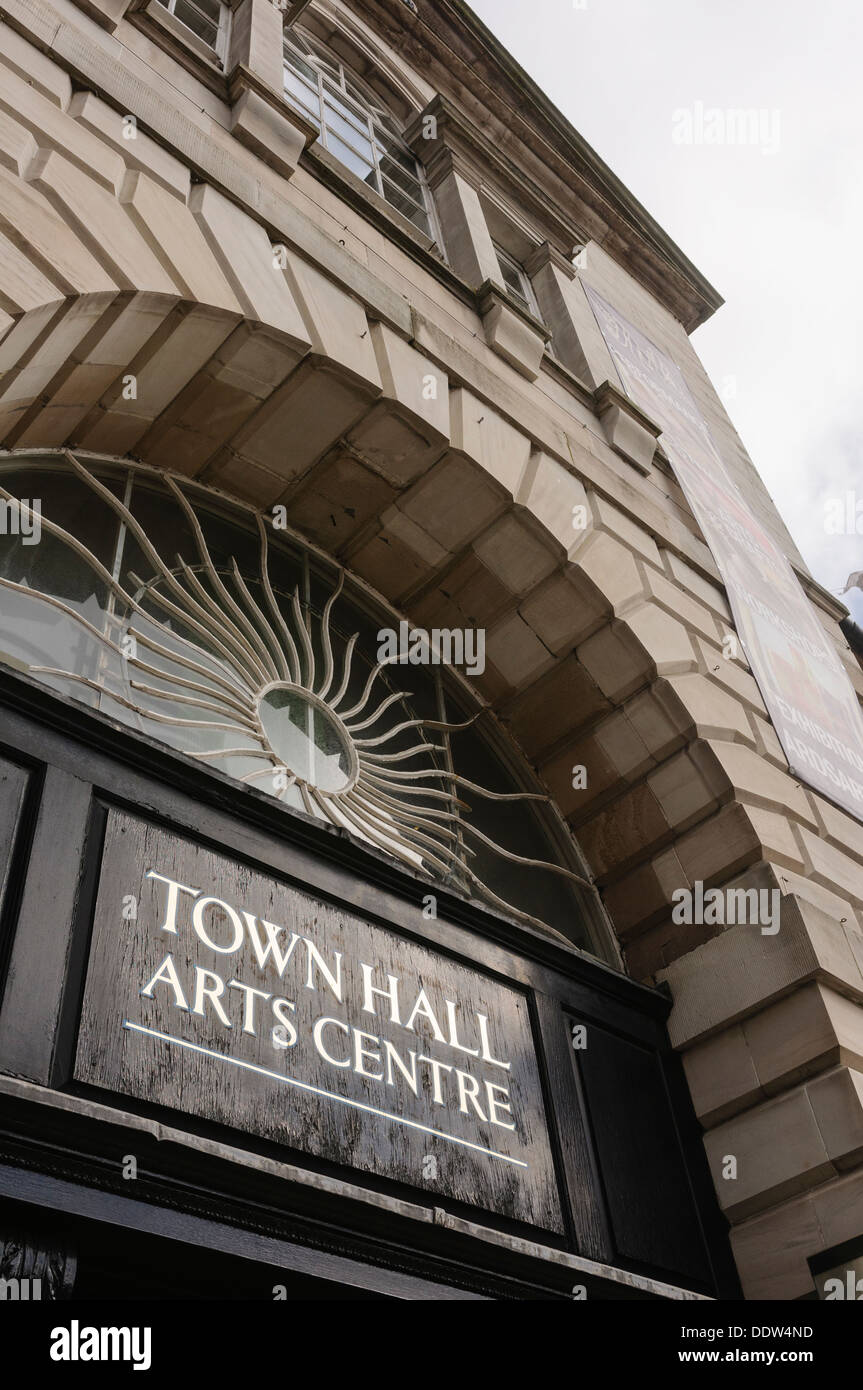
[493, 243, 540, 319]
[283, 29, 435, 239]
[153, 0, 230, 59]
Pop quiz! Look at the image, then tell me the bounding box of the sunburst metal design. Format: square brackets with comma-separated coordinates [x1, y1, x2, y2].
[0, 451, 592, 933]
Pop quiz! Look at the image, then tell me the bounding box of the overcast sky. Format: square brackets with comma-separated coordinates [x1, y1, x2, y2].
[470, 0, 863, 623]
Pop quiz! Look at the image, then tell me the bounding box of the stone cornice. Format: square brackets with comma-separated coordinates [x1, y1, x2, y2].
[405, 93, 583, 255]
[523, 240, 577, 282]
[477, 278, 551, 342]
[354, 0, 724, 331]
[592, 380, 663, 441]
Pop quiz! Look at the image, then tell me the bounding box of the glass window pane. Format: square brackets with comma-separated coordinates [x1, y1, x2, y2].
[495, 249, 531, 309]
[325, 132, 375, 181]
[375, 134, 416, 174]
[380, 177, 429, 228]
[284, 67, 321, 119]
[323, 102, 373, 155]
[378, 152, 423, 199]
[311, 52, 340, 79]
[283, 47, 318, 84]
[397, 201, 432, 236]
[0, 465, 124, 707]
[194, 0, 221, 21]
[172, 0, 218, 47]
[322, 84, 369, 134]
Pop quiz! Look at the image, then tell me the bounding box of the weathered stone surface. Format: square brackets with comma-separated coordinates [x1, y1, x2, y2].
[682, 1025, 763, 1126]
[230, 86, 309, 181]
[589, 492, 661, 567]
[660, 890, 863, 1049]
[694, 634, 768, 712]
[705, 1088, 834, 1220]
[121, 171, 242, 309]
[0, 20, 73, 109]
[485, 611, 555, 691]
[30, 151, 178, 294]
[191, 186, 311, 344]
[473, 514, 556, 597]
[230, 360, 375, 481]
[76, 303, 236, 452]
[396, 455, 505, 552]
[807, 1068, 863, 1169]
[69, 90, 189, 197]
[425, 167, 499, 286]
[575, 530, 644, 614]
[642, 566, 723, 644]
[508, 655, 612, 760]
[0, 63, 124, 189]
[288, 450, 398, 552]
[481, 293, 545, 380]
[730, 1194, 823, 1300]
[449, 388, 532, 497]
[626, 602, 698, 676]
[577, 622, 650, 703]
[664, 673, 756, 745]
[797, 825, 863, 907]
[0, 164, 116, 295]
[517, 450, 591, 556]
[594, 383, 660, 473]
[665, 549, 732, 622]
[703, 739, 818, 829]
[519, 570, 605, 655]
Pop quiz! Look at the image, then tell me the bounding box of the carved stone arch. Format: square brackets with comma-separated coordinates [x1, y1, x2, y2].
[0, 110, 781, 978]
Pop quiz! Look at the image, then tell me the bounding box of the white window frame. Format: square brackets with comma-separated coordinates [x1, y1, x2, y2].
[282, 29, 440, 243]
[492, 242, 542, 321]
[154, 0, 232, 65]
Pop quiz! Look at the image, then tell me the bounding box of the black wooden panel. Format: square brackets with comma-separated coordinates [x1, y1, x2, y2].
[0, 768, 93, 1084]
[0, 754, 31, 1013]
[532, 992, 611, 1263]
[573, 1020, 713, 1286]
[0, 754, 28, 924]
[74, 810, 563, 1233]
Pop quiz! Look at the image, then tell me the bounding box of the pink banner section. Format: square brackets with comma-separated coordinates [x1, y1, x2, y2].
[585, 285, 863, 825]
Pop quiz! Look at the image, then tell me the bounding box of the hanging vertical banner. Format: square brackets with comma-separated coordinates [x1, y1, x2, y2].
[585, 285, 863, 825]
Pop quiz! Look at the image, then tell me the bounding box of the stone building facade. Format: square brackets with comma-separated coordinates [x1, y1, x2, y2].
[0, 0, 861, 1300]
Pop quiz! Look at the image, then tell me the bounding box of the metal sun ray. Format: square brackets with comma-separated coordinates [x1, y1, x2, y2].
[1, 456, 593, 931]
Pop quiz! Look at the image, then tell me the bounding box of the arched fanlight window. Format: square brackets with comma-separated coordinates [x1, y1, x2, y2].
[282, 28, 436, 240]
[0, 452, 610, 960]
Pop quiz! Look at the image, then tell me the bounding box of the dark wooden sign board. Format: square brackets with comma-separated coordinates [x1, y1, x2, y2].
[74, 810, 563, 1232]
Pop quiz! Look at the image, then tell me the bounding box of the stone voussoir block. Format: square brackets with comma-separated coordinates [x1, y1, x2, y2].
[69, 90, 190, 198]
[642, 564, 724, 644]
[518, 569, 607, 656]
[0, 22, 74, 110]
[517, 448, 592, 557]
[664, 548, 732, 622]
[659, 885, 863, 1051]
[573, 528, 645, 616]
[663, 672, 757, 746]
[588, 491, 662, 568]
[625, 601, 699, 677]
[448, 387, 533, 499]
[576, 619, 652, 704]
[703, 1087, 835, 1221]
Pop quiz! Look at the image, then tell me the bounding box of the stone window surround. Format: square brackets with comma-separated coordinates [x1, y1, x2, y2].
[149, 0, 232, 66]
[125, 0, 236, 93]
